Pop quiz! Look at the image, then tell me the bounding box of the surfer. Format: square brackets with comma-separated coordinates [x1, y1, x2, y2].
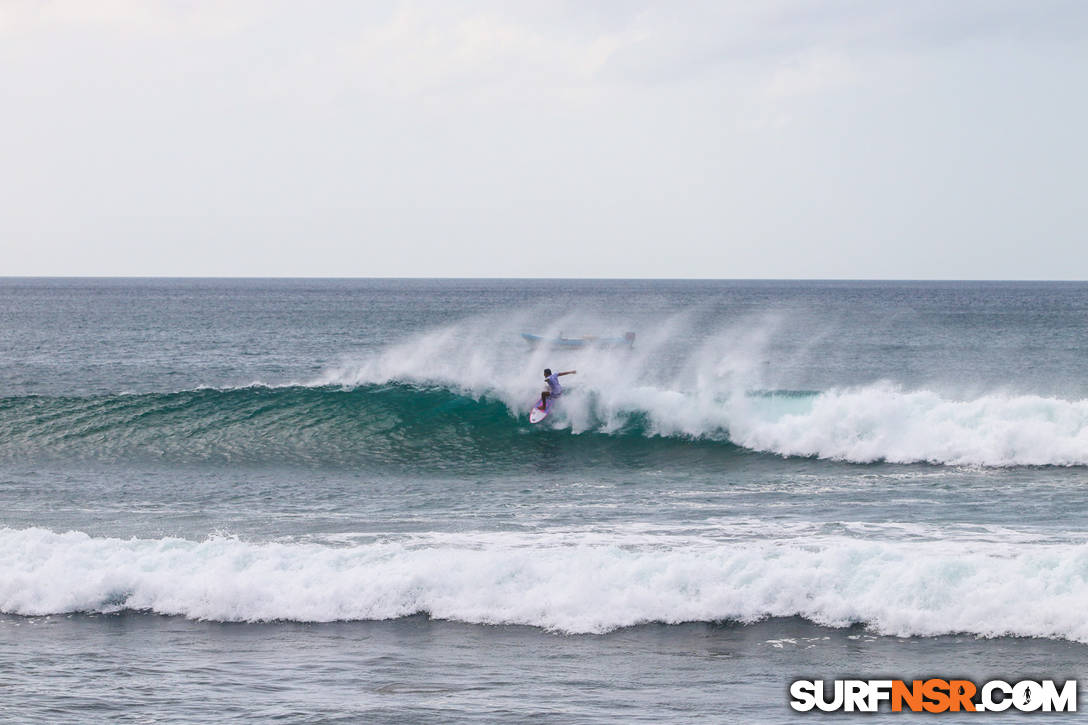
[539, 368, 576, 409]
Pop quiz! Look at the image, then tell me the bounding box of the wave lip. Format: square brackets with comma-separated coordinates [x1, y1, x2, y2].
[4, 527, 1088, 641]
[4, 381, 1088, 467]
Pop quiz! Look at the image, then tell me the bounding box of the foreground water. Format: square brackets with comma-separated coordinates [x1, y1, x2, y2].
[2, 278, 1087, 722]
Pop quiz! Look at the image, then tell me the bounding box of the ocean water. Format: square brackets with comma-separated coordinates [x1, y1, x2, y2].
[2, 278, 1088, 722]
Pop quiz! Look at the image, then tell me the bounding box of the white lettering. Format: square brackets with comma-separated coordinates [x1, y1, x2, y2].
[867, 680, 893, 711]
[815, 680, 844, 712]
[981, 680, 1012, 712]
[1014, 680, 1043, 712]
[844, 681, 869, 712]
[1040, 680, 1077, 712]
[789, 680, 817, 712]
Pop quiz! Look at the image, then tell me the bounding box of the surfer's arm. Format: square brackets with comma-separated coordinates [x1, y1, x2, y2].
[557, 370, 576, 376]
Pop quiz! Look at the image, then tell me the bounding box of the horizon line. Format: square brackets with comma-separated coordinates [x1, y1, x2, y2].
[2, 275, 1087, 283]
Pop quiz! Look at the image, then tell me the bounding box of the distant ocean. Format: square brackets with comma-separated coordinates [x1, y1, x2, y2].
[3, 278, 1087, 723]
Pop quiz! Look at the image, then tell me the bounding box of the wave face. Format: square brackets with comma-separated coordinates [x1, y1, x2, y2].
[4, 526, 1088, 640]
[0, 384, 739, 469]
[0, 385, 528, 468]
[5, 380, 1088, 467]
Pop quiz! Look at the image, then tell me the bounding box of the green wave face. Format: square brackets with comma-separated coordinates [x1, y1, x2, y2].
[0, 385, 746, 470]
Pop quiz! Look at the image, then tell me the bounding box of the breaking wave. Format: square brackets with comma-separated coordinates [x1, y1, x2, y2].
[4, 526, 1088, 640]
[3, 379, 1088, 466]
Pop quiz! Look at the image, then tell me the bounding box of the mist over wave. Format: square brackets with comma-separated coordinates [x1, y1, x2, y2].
[308, 316, 1088, 467]
[5, 527, 1088, 640]
[4, 309, 1088, 467]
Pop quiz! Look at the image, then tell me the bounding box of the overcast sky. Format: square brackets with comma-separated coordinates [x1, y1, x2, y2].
[2, 1, 1086, 278]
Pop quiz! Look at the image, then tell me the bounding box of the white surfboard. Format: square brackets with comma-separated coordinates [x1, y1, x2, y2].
[529, 398, 550, 423]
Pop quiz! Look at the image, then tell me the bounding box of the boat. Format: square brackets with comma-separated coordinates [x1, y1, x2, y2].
[520, 332, 635, 350]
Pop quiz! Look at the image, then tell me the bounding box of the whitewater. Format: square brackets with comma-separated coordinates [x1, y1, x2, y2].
[5, 526, 1088, 640]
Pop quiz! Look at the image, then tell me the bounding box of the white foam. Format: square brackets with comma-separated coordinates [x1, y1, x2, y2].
[4, 527, 1088, 640]
[728, 383, 1088, 466]
[309, 317, 1088, 465]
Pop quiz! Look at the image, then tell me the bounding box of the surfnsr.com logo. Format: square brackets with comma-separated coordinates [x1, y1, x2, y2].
[790, 679, 1077, 713]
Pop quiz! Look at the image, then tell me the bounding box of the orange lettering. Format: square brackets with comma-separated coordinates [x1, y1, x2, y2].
[892, 680, 925, 712]
[922, 679, 951, 713]
[948, 680, 977, 711]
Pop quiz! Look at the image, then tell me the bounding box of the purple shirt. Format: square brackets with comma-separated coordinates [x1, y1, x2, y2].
[545, 373, 562, 396]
